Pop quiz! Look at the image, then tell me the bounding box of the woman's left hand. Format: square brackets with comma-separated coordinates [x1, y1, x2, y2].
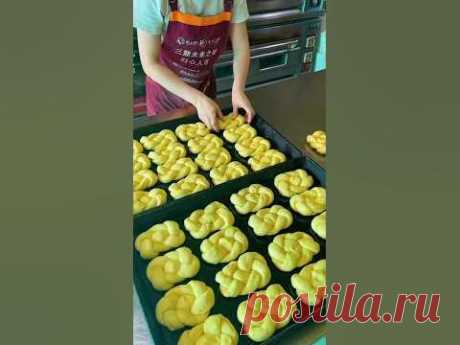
[232, 88, 255, 123]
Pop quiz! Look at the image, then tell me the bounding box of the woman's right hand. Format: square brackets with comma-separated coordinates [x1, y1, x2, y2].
[192, 93, 223, 131]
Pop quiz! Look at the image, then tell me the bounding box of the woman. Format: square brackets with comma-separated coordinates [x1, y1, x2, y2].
[134, 0, 255, 130]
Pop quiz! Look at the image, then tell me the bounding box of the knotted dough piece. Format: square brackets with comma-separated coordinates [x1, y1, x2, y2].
[156, 280, 215, 331]
[268, 232, 320, 272]
[218, 112, 246, 130]
[188, 134, 223, 154]
[133, 153, 151, 173]
[248, 149, 287, 171]
[210, 161, 249, 185]
[215, 252, 271, 297]
[195, 147, 231, 171]
[291, 259, 326, 305]
[133, 139, 143, 154]
[157, 157, 198, 183]
[133, 169, 158, 191]
[289, 187, 326, 216]
[135, 220, 185, 259]
[146, 247, 200, 291]
[200, 226, 248, 264]
[235, 136, 271, 158]
[248, 205, 293, 236]
[178, 314, 238, 345]
[230, 184, 274, 215]
[176, 122, 210, 141]
[168, 174, 210, 199]
[223, 124, 257, 143]
[311, 211, 326, 239]
[237, 284, 295, 342]
[140, 129, 177, 151]
[306, 130, 326, 155]
[147, 142, 187, 166]
[274, 169, 314, 197]
[133, 189, 167, 215]
[184, 201, 235, 239]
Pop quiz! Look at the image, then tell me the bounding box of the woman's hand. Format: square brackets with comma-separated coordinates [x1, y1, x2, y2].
[192, 93, 223, 131]
[232, 88, 255, 123]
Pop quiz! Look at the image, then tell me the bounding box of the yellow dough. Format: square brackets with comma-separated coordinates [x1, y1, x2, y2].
[133, 139, 143, 154]
[268, 232, 320, 272]
[274, 169, 314, 197]
[175, 122, 210, 141]
[215, 252, 271, 297]
[184, 201, 235, 239]
[210, 161, 249, 185]
[230, 184, 274, 215]
[147, 142, 187, 166]
[311, 211, 326, 239]
[133, 189, 167, 215]
[188, 134, 224, 154]
[157, 157, 198, 183]
[291, 259, 326, 305]
[237, 284, 295, 342]
[289, 187, 326, 216]
[133, 169, 158, 191]
[248, 149, 287, 171]
[133, 153, 152, 173]
[168, 174, 210, 199]
[223, 124, 257, 143]
[195, 147, 231, 171]
[235, 136, 271, 158]
[200, 226, 249, 264]
[140, 129, 177, 151]
[135, 220, 186, 259]
[218, 112, 246, 130]
[306, 130, 326, 155]
[146, 247, 200, 291]
[155, 280, 215, 331]
[178, 314, 238, 345]
[248, 205, 293, 236]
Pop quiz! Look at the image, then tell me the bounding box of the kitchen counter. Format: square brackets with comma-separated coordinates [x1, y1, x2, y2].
[133, 71, 326, 345]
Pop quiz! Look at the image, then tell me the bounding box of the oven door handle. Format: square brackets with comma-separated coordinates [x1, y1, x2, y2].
[249, 9, 303, 24]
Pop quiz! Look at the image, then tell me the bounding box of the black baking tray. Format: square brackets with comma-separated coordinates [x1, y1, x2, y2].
[133, 112, 304, 217]
[134, 156, 326, 345]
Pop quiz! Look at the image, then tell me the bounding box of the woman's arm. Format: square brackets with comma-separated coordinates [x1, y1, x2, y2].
[229, 22, 255, 122]
[137, 30, 222, 130]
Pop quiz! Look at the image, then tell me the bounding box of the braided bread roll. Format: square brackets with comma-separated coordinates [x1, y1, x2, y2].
[133, 139, 143, 154]
[147, 142, 187, 166]
[223, 124, 257, 143]
[311, 211, 326, 239]
[184, 201, 235, 239]
[146, 247, 200, 291]
[195, 147, 231, 171]
[248, 205, 293, 236]
[176, 122, 209, 141]
[230, 184, 274, 215]
[268, 232, 320, 272]
[188, 134, 223, 154]
[135, 220, 185, 259]
[133, 189, 167, 215]
[133, 153, 151, 173]
[140, 129, 177, 151]
[237, 284, 295, 342]
[157, 157, 198, 183]
[248, 149, 286, 171]
[155, 280, 215, 331]
[178, 314, 238, 345]
[168, 174, 210, 199]
[306, 130, 326, 155]
[291, 259, 326, 305]
[200, 226, 249, 264]
[289, 187, 326, 216]
[210, 161, 249, 185]
[274, 169, 314, 197]
[218, 112, 245, 130]
[215, 252, 271, 297]
[133, 169, 158, 191]
[235, 136, 271, 158]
